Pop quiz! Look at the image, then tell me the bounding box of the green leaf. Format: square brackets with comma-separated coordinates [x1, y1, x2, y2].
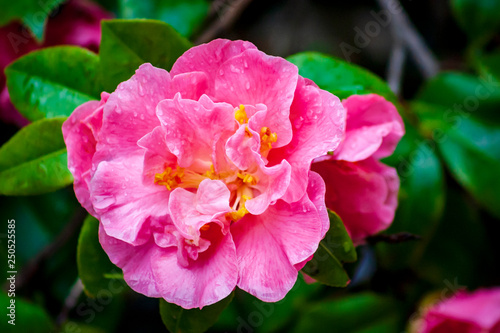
[5, 46, 101, 121]
[77, 215, 124, 298]
[119, 0, 209, 37]
[0, 292, 54, 332]
[160, 292, 234, 333]
[0, 0, 65, 41]
[291, 293, 403, 333]
[415, 71, 500, 125]
[377, 123, 445, 269]
[451, 0, 500, 41]
[414, 78, 500, 218]
[287, 52, 400, 108]
[301, 210, 357, 287]
[0, 117, 73, 195]
[478, 51, 500, 83]
[99, 19, 191, 92]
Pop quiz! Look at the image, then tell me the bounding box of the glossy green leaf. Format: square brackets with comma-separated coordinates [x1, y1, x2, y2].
[287, 52, 400, 108]
[0, 0, 65, 41]
[301, 210, 357, 287]
[291, 293, 403, 333]
[0, 117, 73, 195]
[0, 292, 54, 332]
[5, 46, 101, 121]
[119, 0, 209, 37]
[451, 0, 500, 41]
[414, 83, 500, 218]
[378, 123, 445, 269]
[160, 292, 234, 333]
[415, 71, 500, 125]
[99, 19, 191, 91]
[77, 215, 124, 298]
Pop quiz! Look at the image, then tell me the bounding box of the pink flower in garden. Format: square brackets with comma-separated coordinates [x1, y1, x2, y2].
[63, 39, 346, 308]
[0, 0, 111, 126]
[312, 94, 404, 244]
[415, 288, 500, 332]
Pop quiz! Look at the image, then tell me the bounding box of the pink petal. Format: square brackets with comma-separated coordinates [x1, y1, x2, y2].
[232, 194, 323, 302]
[99, 224, 161, 298]
[94, 63, 171, 163]
[422, 288, 500, 332]
[90, 157, 170, 246]
[137, 126, 177, 184]
[214, 49, 298, 148]
[225, 122, 261, 170]
[152, 230, 238, 309]
[170, 39, 257, 90]
[169, 180, 231, 240]
[63, 94, 107, 216]
[311, 157, 399, 244]
[334, 94, 404, 162]
[245, 159, 291, 215]
[170, 71, 209, 100]
[156, 94, 235, 168]
[268, 76, 345, 203]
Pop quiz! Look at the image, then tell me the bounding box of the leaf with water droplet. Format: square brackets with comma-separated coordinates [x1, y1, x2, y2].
[6, 46, 101, 122]
[0, 117, 74, 195]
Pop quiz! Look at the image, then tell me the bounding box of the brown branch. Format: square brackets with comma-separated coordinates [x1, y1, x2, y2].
[376, 0, 439, 79]
[195, 0, 254, 45]
[367, 232, 421, 245]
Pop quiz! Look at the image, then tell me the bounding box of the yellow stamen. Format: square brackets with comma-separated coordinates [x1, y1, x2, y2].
[200, 224, 210, 232]
[226, 195, 251, 221]
[235, 104, 248, 124]
[244, 126, 253, 138]
[154, 166, 185, 190]
[203, 164, 218, 179]
[237, 171, 258, 186]
[260, 127, 278, 152]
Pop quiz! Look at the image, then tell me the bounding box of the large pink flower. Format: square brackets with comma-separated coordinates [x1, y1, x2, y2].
[312, 94, 404, 244]
[415, 288, 500, 332]
[63, 39, 346, 308]
[0, 0, 111, 126]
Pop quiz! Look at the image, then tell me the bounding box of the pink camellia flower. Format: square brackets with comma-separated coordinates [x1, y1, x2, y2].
[63, 39, 346, 308]
[312, 94, 404, 244]
[414, 288, 500, 332]
[0, 0, 111, 126]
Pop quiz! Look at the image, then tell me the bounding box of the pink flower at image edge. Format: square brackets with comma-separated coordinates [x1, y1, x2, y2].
[63, 39, 346, 308]
[416, 288, 500, 333]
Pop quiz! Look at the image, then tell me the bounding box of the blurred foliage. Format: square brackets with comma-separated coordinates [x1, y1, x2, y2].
[1, 0, 500, 332]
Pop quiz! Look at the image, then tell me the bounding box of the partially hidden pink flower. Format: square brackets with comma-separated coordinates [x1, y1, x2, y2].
[414, 288, 500, 333]
[63, 39, 346, 308]
[0, 0, 112, 127]
[312, 94, 404, 244]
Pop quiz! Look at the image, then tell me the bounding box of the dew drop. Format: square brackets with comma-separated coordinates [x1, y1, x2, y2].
[245, 81, 250, 90]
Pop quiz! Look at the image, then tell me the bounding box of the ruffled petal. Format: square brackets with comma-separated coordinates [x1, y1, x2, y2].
[90, 157, 170, 246]
[156, 94, 235, 168]
[214, 49, 298, 147]
[268, 77, 345, 203]
[334, 94, 404, 162]
[137, 126, 177, 183]
[152, 229, 238, 309]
